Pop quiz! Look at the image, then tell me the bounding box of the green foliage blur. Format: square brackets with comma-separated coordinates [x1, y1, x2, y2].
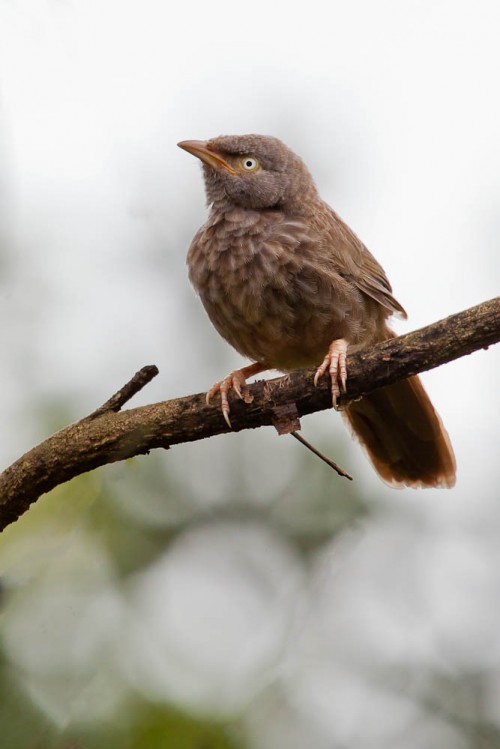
[0, 423, 366, 749]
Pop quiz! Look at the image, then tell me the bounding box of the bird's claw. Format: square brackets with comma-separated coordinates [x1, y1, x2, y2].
[314, 339, 348, 409]
[206, 370, 251, 429]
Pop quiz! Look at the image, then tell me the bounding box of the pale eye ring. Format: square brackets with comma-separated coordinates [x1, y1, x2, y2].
[241, 156, 259, 171]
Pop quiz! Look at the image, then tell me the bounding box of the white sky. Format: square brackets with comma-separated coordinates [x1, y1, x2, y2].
[0, 0, 499, 498]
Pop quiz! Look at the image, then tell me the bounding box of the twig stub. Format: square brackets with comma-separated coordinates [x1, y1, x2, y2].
[89, 365, 159, 418]
[291, 432, 353, 480]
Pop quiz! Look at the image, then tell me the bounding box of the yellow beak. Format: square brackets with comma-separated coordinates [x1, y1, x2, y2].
[177, 140, 237, 175]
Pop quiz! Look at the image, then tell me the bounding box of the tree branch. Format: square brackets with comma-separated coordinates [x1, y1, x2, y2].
[0, 297, 498, 531]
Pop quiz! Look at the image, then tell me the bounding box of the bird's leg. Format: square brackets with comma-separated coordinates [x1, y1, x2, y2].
[206, 361, 267, 428]
[314, 339, 348, 409]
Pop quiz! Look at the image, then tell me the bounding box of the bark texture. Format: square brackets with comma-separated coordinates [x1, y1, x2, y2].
[0, 297, 498, 531]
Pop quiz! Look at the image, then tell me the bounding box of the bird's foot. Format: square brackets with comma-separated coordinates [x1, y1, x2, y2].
[314, 339, 348, 409]
[206, 362, 266, 428]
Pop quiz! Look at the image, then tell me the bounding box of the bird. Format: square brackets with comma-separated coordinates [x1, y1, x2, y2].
[178, 134, 456, 488]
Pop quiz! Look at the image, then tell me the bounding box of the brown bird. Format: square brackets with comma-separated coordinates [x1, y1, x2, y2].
[178, 134, 456, 488]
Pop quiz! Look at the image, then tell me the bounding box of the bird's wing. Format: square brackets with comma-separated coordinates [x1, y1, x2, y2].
[322, 207, 407, 319]
[352, 245, 407, 319]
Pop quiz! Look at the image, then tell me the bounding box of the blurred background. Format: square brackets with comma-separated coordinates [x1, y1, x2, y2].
[0, 0, 499, 747]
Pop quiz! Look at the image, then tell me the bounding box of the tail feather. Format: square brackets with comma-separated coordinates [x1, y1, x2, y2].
[344, 375, 456, 488]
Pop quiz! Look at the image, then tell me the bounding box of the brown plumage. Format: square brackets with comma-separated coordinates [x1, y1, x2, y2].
[178, 134, 456, 488]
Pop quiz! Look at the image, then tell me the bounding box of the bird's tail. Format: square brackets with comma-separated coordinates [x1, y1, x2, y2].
[343, 334, 456, 488]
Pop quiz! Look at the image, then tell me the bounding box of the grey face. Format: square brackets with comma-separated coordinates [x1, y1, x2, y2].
[178, 134, 317, 211]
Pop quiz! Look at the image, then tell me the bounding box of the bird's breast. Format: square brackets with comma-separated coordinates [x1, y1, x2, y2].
[187, 208, 366, 368]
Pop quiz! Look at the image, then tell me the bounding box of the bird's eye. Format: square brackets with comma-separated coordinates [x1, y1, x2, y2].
[240, 156, 259, 172]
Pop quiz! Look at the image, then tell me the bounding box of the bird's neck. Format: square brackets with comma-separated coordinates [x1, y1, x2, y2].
[208, 192, 322, 220]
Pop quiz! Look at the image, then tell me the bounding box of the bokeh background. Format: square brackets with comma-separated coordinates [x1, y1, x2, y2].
[0, 1, 499, 747]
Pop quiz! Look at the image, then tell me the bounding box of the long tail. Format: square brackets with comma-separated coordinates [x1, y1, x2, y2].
[344, 363, 456, 489]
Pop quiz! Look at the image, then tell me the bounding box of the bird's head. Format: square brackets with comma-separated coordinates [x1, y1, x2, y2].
[178, 134, 318, 213]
